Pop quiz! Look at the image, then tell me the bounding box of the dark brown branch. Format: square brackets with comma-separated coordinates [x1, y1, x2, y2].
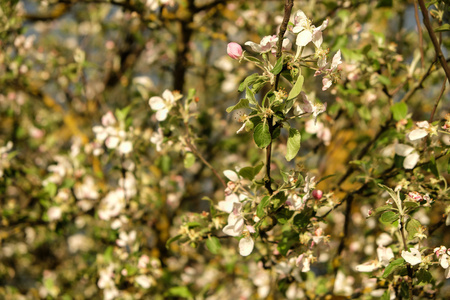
[264, 0, 294, 195]
[418, 0, 450, 84]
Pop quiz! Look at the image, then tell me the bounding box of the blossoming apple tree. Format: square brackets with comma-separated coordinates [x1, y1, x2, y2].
[1, 0, 450, 299]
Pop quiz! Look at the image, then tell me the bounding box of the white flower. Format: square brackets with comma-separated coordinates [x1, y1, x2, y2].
[223, 202, 245, 236]
[296, 92, 327, 123]
[150, 127, 164, 152]
[296, 253, 312, 272]
[377, 246, 394, 267]
[401, 248, 422, 266]
[47, 206, 62, 221]
[292, 10, 328, 48]
[135, 275, 152, 289]
[116, 230, 137, 248]
[149, 89, 175, 121]
[434, 246, 450, 278]
[356, 246, 394, 272]
[407, 120, 437, 141]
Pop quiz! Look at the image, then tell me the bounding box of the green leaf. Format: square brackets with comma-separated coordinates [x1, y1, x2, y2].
[382, 258, 405, 278]
[416, 269, 433, 284]
[257, 196, 271, 218]
[253, 122, 271, 149]
[390, 102, 408, 121]
[435, 24, 450, 32]
[406, 218, 421, 240]
[44, 182, 57, 198]
[166, 234, 182, 248]
[271, 56, 284, 75]
[285, 128, 301, 161]
[238, 73, 259, 92]
[358, 105, 371, 121]
[226, 98, 250, 113]
[184, 152, 196, 168]
[380, 211, 398, 224]
[246, 85, 258, 106]
[206, 236, 221, 254]
[374, 205, 396, 214]
[285, 72, 304, 113]
[378, 75, 391, 85]
[187, 222, 201, 228]
[238, 162, 264, 181]
[275, 210, 294, 225]
[166, 286, 193, 299]
[426, 155, 439, 177]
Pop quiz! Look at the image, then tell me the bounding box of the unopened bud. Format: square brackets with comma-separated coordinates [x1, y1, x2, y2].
[312, 189, 323, 200]
[227, 42, 244, 60]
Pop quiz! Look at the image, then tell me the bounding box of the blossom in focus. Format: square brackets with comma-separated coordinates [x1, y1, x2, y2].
[407, 120, 437, 141]
[149, 89, 176, 121]
[227, 42, 244, 60]
[434, 246, 450, 278]
[401, 248, 422, 265]
[292, 10, 328, 48]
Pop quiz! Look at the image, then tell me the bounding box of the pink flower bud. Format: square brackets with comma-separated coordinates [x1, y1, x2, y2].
[227, 42, 243, 60]
[312, 189, 323, 200]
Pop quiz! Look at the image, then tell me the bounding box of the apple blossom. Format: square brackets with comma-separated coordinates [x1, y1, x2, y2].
[149, 89, 176, 122]
[407, 120, 437, 141]
[292, 10, 328, 48]
[401, 248, 422, 266]
[245, 35, 289, 54]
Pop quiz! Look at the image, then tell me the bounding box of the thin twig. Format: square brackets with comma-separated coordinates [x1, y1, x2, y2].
[184, 133, 227, 189]
[417, 0, 450, 84]
[413, 1, 425, 69]
[429, 79, 446, 123]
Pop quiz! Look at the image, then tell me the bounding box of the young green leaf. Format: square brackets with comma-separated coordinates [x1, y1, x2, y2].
[380, 211, 398, 224]
[382, 258, 405, 278]
[390, 102, 408, 121]
[406, 218, 421, 240]
[253, 122, 271, 149]
[257, 196, 271, 218]
[206, 236, 221, 254]
[226, 98, 250, 113]
[285, 128, 301, 161]
[271, 56, 284, 75]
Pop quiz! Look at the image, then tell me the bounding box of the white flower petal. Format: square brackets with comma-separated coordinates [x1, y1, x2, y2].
[149, 96, 165, 110]
[408, 129, 428, 141]
[403, 152, 419, 169]
[239, 236, 254, 256]
[245, 41, 262, 53]
[223, 170, 239, 182]
[395, 144, 414, 156]
[296, 30, 313, 47]
[155, 108, 169, 121]
[401, 248, 422, 266]
[355, 261, 379, 272]
[223, 224, 241, 236]
[331, 50, 342, 70]
[162, 89, 174, 103]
